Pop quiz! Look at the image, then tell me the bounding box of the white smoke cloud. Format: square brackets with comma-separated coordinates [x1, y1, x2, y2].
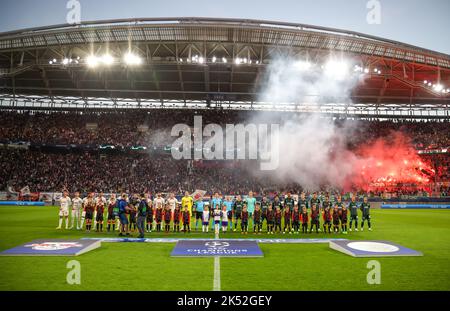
[259, 57, 362, 105]
[250, 56, 366, 190]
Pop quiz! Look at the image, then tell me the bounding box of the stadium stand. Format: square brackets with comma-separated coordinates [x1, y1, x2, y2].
[0, 110, 448, 197]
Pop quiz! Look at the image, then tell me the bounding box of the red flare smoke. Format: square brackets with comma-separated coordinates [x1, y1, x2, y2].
[348, 132, 435, 192]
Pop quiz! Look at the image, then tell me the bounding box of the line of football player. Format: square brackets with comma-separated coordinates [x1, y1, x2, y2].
[56, 191, 372, 236]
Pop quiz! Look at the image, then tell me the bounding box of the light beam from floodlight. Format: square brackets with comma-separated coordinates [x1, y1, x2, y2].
[101, 54, 114, 65]
[294, 60, 312, 71]
[324, 60, 350, 80]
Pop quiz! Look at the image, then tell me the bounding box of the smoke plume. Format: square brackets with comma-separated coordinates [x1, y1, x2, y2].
[249, 56, 433, 191]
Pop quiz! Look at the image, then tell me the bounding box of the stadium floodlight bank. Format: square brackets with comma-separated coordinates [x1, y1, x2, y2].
[0, 18, 449, 120]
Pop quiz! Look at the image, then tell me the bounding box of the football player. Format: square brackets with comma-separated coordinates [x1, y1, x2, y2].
[106, 194, 117, 232]
[348, 195, 359, 232]
[70, 191, 83, 230]
[360, 196, 372, 231]
[56, 190, 71, 230]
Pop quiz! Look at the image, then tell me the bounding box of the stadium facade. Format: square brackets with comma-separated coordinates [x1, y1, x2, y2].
[0, 17, 448, 119]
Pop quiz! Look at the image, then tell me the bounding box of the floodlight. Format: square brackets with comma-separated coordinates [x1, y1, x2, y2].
[124, 52, 142, 65]
[86, 55, 99, 68]
[433, 84, 444, 92]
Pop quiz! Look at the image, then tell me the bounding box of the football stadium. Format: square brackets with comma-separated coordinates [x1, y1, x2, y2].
[0, 1, 449, 298]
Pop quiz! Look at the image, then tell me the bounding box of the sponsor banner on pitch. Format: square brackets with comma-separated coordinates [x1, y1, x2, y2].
[171, 240, 264, 257]
[381, 204, 450, 209]
[0, 239, 101, 256]
[0, 201, 44, 206]
[329, 240, 423, 257]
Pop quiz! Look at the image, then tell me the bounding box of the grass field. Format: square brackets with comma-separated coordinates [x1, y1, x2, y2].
[0, 205, 449, 291]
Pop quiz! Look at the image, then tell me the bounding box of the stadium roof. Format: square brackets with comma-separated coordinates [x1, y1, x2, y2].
[0, 17, 449, 118]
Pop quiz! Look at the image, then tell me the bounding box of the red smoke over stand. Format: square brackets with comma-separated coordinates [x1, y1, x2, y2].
[348, 132, 435, 193]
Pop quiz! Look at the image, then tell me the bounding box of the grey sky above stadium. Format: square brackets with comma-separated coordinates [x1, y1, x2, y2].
[0, 0, 449, 55]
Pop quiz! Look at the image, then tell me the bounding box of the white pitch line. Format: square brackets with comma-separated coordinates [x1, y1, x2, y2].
[213, 256, 221, 291]
[213, 228, 221, 291]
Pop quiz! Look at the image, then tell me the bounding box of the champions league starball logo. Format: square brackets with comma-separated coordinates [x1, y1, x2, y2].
[171, 240, 264, 257]
[204, 241, 230, 249]
[25, 242, 83, 251]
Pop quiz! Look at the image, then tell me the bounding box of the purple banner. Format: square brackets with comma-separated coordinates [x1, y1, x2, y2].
[330, 240, 423, 257]
[0, 239, 101, 256]
[171, 239, 264, 257]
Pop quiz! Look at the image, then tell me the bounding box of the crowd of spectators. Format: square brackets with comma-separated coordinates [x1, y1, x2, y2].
[0, 147, 447, 196]
[0, 149, 291, 194]
[0, 110, 448, 195]
[0, 110, 448, 149]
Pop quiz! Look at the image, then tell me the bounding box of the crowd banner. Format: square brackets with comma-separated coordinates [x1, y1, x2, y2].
[53, 192, 63, 203]
[39, 192, 54, 204]
[191, 189, 207, 201]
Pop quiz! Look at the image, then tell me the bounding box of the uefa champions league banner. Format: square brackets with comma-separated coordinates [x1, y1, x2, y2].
[171, 240, 264, 257]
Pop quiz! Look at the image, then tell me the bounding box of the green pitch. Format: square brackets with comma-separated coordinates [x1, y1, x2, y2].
[0, 205, 449, 291]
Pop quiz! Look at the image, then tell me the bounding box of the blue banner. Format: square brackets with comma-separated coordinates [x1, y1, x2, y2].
[171, 239, 264, 257]
[381, 204, 450, 209]
[0, 201, 44, 206]
[0, 239, 101, 256]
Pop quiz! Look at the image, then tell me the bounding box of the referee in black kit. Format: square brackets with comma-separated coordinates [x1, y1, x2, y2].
[137, 193, 149, 238]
